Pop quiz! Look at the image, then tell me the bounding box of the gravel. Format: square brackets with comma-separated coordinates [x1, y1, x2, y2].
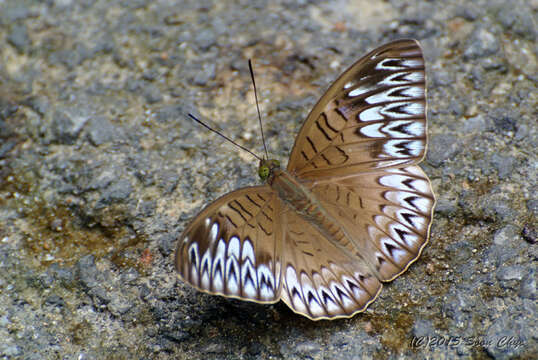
[0, 0, 536, 359]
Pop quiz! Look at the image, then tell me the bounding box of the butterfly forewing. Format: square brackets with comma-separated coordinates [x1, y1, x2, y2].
[175, 186, 283, 303]
[287, 39, 427, 179]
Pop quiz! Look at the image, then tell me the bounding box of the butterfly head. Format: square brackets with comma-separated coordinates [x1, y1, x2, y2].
[258, 159, 280, 181]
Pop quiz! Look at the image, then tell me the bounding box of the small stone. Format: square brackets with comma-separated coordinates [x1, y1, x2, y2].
[125, 77, 144, 93]
[87, 116, 119, 146]
[426, 135, 461, 167]
[431, 70, 452, 87]
[50, 218, 63, 232]
[143, 83, 163, 104]
[497, 6, 535, 38]
[142, 69, 159, 81]
[45, 294, 66, 307]
[90, 285, 113, 304]
[46, 263, 75, 285]
[154, 104, 191, 124]
[51, 107, 91, 145]
[515, 123, 529, 141]
[496, 265, 525, 281]
[519, 270, 536, 299]
[139, 202, 157, 220]
[0, 139, 17, 159]
[156, 170, 179, 194]
[107, 295, 133, 316]
[489, 108, 517, 132]
[157, 232, 177, 256]
[484, 198, 517, 222]
[434, 196, 458, 216]
[99, 179, 133, 205]
[4, 5, 30, 22]
[463, 115, 487, 133]
[459, 7, 478, 21]
[295, 341, 321, 354]
[0, 99, 18, 122]
[194, 29, 216, 50]
[23, 95, 50, 116]
[493, 225, 519, 246]
[280, 340, 321, 358]
[449, 99, 464, 116]
[77, 255, 98, 289]
[526, 200, 538, 217]
[193, 63, 216, 86]
[247, 342, 264, 356]
[484, 245, 517, 268]
[490, 154, 515, 180]
[412, 318, 436, 337]
[88, 170, 116, 191]
[0, 314, 9, 327]
[463, 28, 499, 59]
[162, 329, 190, 343]
[120, 268, 139, 283]
[7, 24, 30, 53]
[202, 342, 226, 354]
[164, 13, 184, 26]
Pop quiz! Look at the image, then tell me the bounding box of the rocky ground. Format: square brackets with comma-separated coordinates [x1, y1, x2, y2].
[0, 0, 536, 359]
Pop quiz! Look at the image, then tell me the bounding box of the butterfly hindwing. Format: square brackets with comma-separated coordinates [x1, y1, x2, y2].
[175, 186, 283, 303]
[309, 165, 435, 282]
[279, 207, 382, 320]
[287, 39, 427, 179]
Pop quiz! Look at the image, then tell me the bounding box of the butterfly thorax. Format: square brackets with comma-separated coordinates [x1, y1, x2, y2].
[267, 168, 348, 247]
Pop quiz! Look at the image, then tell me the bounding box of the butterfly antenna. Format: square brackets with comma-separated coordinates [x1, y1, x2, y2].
[248, 59, 269, 160]
[187, 113, 262, 161]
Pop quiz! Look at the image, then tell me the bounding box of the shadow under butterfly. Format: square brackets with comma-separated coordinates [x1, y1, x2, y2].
[176, 39, 435, 320]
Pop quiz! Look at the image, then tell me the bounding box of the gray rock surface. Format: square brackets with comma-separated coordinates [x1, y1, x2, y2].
[0, 0, 536, 359]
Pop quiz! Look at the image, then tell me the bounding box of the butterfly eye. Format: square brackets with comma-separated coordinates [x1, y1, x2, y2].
[258, 165, 270, 180]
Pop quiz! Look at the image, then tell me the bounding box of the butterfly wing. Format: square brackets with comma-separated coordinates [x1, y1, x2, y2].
[287, 39, 428, 179]
[277, 167, 434, 320]
[278, 40, 434, 318]
[309, 166, 435, 282]
[279, 206, 382, 320]
[175, 186, 283, 303]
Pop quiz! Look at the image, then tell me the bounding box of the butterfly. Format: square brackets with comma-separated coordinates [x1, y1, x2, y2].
[175, 39, 435, 320]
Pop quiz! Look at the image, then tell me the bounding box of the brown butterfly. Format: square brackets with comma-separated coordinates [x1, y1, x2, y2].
[175, 39, 435, 320]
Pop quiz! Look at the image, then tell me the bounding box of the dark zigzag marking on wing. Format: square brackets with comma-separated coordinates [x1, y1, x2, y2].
[321, 112, 339, 133]
[302, 107, 421, 170]
[228, 200, 252, 222]
[245, 194, 263, 208]
[306, 136, 318, 154]
[315, 118, 333, 141]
